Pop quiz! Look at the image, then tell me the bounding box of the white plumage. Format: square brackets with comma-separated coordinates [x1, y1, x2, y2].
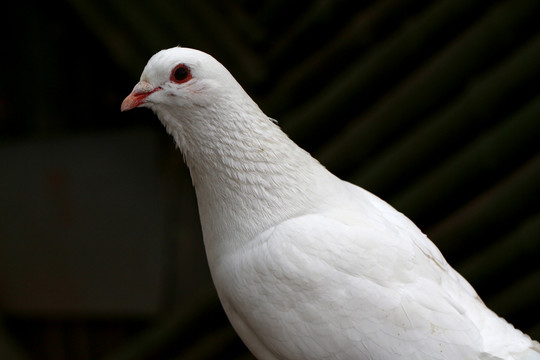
[122, 47, 540, 360]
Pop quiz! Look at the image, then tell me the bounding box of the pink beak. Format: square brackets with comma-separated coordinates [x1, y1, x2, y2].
[121, 81, 161, 112]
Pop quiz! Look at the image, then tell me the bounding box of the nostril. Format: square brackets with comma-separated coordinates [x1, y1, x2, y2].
[133, 81, 156, 94]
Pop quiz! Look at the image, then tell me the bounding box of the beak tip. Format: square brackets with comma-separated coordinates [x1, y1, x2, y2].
[121, 93, 142, 112]
[120, 99, 132, 112]
[121, 82, 160, 112]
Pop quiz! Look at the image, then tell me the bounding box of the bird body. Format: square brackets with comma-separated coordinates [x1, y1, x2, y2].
[122, 47, 540, 359]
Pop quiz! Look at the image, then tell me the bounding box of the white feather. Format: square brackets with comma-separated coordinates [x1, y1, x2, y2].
[123, 47, 540, 360]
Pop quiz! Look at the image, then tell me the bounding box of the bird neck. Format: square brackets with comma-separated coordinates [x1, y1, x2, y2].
[161, 101, 334, 259]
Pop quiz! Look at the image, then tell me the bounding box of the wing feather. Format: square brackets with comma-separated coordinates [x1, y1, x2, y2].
[214, 180, 532, 359]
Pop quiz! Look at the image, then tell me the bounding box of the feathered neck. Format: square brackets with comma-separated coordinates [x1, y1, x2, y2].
[155, 95, 334, 260]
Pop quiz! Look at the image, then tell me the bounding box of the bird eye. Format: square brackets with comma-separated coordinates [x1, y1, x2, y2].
[170, 64, 192, 84]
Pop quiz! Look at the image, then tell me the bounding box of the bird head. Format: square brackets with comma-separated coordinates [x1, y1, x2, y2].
[121, 47, 243, 114]
[121, 46, 272, 168]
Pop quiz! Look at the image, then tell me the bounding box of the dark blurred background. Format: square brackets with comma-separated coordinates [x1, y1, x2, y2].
[1, 0, 539, 359]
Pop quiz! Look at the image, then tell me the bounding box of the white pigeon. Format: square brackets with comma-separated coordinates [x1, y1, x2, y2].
[121, 47, 540, 360]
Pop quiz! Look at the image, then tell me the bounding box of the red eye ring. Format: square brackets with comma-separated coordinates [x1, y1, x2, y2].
[170, 64, 192, 84]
